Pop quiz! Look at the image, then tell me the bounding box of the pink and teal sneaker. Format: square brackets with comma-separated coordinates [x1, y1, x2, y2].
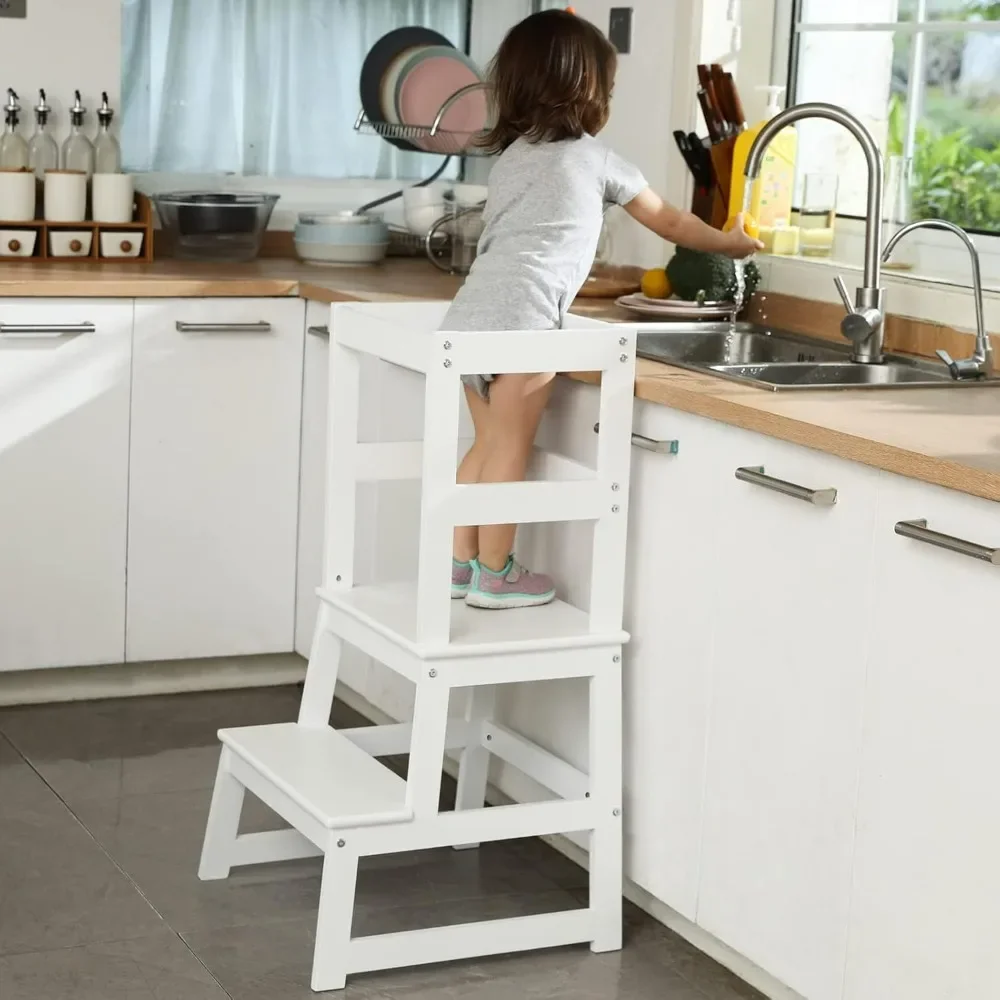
[452, 559, 473, 599]
[465, 557, 556, 610]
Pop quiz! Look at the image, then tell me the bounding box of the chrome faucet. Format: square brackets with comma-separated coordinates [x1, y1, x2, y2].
[745, 103, 885, 364]
[882, 219, 993, 380]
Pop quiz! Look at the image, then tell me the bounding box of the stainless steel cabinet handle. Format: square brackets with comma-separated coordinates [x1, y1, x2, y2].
[735, 466, 838, 506]
[895, 518, 1000, 566]
[307, 324, 329, 338]
[175, 321, 272, 334]
[0, 322, 95, 337]
[593, 422, 679, 455]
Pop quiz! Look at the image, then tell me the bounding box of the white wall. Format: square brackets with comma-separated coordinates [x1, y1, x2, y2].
[0, 0, 121, 150]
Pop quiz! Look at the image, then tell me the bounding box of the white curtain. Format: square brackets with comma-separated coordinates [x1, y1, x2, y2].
[120, 0, 469, 179]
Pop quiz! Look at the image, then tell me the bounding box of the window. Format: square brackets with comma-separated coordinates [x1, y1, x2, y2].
[789, 0, 1000, 235]
[120, 0, 471, 180]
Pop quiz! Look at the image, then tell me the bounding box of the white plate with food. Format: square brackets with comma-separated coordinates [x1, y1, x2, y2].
[616, 293, 738, 320]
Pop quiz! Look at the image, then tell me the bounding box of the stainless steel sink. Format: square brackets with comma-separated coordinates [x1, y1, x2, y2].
[635, 322, 1000, 391]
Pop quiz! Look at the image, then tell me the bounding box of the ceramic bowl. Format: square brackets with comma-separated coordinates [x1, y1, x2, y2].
[294, 218, 389, 246]
[294, 239, 389, 266]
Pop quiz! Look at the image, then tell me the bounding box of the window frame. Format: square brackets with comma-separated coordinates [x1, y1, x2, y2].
[124, 0, 484, 189]
[783, 0, 1000, 239]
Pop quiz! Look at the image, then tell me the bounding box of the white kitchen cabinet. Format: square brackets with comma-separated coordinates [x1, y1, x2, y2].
[0, 300, 132, 671]
[127, 298, 305, 662]
[844, 473, 1000, 1000]
[697, 429, 879, 1000]
[617, 400, 734, 922]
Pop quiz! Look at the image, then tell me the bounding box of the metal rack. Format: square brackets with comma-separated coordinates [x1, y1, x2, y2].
[352, 81, 491, 157]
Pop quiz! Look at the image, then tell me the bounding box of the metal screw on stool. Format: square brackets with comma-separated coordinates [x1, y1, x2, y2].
[611, 483, 620, 492]
[429, 668, 437, 678]
[611, 505, 620, 513]
[337, 839, 346, 848]
[613, 808, 621, 817]
[613, 655, 621, 663]
[619, 354, 628, 363]
[443, 340, 452, 350]
[619, 336, 627, 346]
[443, 359, 452, 368]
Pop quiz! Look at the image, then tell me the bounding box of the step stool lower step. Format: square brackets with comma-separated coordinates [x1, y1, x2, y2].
[220, 723, 411, 831]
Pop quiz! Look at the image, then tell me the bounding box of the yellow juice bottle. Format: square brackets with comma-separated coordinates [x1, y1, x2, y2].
[729, 86, 797, 231]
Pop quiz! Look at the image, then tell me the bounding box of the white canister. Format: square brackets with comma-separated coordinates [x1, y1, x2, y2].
[0, 168, 36, 222]
[44, 170, 87, 222]
[92, 172, 134, 224]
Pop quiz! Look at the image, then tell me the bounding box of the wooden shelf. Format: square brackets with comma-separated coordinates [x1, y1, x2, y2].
[0, 191, 154, 263]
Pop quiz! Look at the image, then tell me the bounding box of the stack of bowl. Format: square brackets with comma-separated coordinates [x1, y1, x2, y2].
[293, 211, 390, 266]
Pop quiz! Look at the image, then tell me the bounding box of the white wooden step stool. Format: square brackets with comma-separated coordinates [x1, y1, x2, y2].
[199, 301, 638, 991]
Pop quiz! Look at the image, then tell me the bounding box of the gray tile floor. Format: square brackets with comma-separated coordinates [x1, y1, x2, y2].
[0, 687, 762, 1000]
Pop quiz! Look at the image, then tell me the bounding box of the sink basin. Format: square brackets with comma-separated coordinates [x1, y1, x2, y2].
[637, 324, 845, 367]
[635, 322, 1000, 391]
[709, 361, 957, 389]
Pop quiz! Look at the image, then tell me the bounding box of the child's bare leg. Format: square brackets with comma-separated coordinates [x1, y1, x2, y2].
[476, 374, 554, 572]
[453, 385, 491, 562]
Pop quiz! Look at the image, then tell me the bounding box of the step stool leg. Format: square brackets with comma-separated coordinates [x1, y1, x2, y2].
[311, 836, 360, 992]
[452, 685, 496, 850]
[198, 747, 246, 881]
[588, 662, 623, 953]
[299, 605, 343, 728]
[406, 679, 451, 818]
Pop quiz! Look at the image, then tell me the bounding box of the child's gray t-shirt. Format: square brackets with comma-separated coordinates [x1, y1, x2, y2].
[441, 134, 647, 333]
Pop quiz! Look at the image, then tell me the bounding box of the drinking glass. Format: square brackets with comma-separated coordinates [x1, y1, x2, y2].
[882, 155, 916, 271]
[799, 173, 838, 257]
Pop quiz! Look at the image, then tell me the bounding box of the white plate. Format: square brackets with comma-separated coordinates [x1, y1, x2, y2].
[616, 293, 738, 320]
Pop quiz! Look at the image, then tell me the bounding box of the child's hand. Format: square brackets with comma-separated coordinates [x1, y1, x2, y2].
[724, 214, 765, 259]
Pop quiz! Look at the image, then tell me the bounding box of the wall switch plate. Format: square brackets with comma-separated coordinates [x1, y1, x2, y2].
[608, 7, 633, 54]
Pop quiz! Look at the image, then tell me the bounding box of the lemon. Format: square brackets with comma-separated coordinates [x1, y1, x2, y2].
[641, 268, 671, 299]
[725, 214, 760, 240]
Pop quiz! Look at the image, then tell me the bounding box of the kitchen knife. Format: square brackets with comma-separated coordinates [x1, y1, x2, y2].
[723, 72, 747, 131]
[697, 89, 725, 144]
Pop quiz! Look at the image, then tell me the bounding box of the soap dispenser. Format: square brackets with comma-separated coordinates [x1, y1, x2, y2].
[27, 89, 59, 179]
[94, 92, 121, 173]
[0, 89, 29, 170]
[61, 90, 95, 177]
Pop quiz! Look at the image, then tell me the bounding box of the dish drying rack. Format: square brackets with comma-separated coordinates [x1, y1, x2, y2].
[352, 81, 491, 158]
[352, 81, 491, 221]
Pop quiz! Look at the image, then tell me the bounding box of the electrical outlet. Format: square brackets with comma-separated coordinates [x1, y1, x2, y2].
[608, 7, 633, 54]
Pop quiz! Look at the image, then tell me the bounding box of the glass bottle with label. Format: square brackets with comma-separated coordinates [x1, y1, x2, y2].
[27, 89, 58, 179]
[94, 92, 121, 173]
[0, 89, 29, 170]
[61, 91, 94, 177]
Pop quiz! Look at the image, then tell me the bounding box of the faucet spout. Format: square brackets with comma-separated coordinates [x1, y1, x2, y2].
[745, 103, 886, 363]
[883, 219, 993, 380]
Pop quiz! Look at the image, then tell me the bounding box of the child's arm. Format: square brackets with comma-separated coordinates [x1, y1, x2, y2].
[623, 188, 763, 259]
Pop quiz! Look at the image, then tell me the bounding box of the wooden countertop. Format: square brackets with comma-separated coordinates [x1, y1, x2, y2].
[4, 257, 999, 503]
[0, 257, 464, 302]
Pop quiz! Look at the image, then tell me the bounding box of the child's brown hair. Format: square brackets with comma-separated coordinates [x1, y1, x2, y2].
[479, 10, 617, 155]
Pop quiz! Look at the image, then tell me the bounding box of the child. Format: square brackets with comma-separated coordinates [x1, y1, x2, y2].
[444, 9, 762, 610]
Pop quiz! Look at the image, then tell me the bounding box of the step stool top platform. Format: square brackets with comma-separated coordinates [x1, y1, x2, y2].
[220, 723, 411, 830]
[318, 582, 629, 660]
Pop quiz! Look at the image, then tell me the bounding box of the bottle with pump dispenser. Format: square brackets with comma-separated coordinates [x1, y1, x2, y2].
[27, 89, 59, 179]
[728, 85, 798, 252]
[94, 92, 121, 173]
[62, 90, 95, 177]
[0, 89, 29, 170]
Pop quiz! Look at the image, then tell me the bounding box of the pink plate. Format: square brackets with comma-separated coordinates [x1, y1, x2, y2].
[397, 52, 486, 154]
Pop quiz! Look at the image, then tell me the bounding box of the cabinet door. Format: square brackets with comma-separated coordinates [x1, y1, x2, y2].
[621, 402, 733, 921]
[844, 474, 1000, 1000]
[127, 298, 304, 662]
[0, 300, 131, 671]
[698, 431, 879, 1000]
[526, 388, 730, 922]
